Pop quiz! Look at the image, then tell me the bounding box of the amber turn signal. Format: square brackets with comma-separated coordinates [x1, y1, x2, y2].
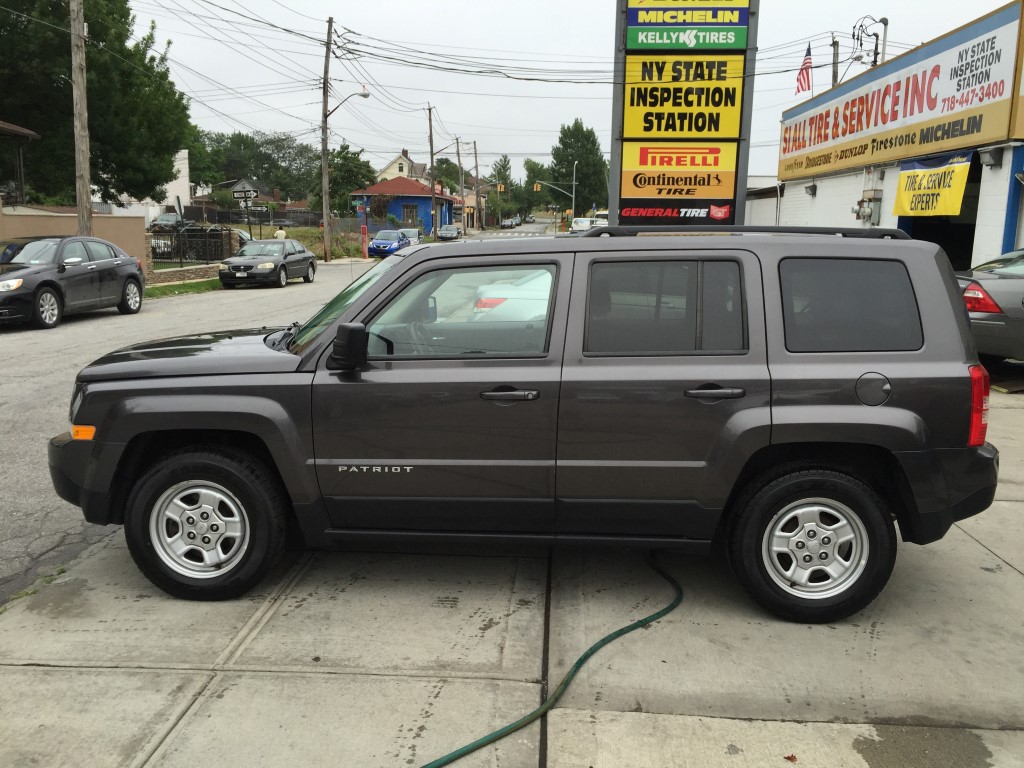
[71, 425, 96, 441]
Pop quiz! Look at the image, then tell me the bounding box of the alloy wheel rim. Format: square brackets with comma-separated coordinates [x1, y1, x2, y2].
[761, 497, 869, 600]
[127, 282, 141, 310]
[149, 480, 250, 579]
[279, 268, 287, 286]
[39, 292, 58, 325]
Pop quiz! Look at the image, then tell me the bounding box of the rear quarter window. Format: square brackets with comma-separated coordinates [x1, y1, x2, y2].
[780, 258, 923, 353]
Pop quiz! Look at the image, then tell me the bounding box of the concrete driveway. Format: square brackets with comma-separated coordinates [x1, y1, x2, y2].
[1, 263, 1022, 767]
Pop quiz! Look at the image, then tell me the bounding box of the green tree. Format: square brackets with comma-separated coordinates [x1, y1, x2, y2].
[491, 154, 513, 189]
[433, 157, 463, 194]
[550, 119, 609, 218]
[308, 144, 377, 215]
[0, 2, 190, 204]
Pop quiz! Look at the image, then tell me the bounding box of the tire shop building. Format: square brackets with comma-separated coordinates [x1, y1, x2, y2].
[752, 2, 1024, 269]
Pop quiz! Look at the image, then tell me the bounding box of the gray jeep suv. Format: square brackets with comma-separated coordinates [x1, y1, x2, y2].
[49, 227, 998, 622]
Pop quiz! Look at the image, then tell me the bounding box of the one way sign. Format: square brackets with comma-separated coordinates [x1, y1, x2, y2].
[233, 190, 258, 200]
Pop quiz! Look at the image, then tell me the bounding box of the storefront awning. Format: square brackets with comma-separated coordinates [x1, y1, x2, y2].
[892, 152, 972, 217]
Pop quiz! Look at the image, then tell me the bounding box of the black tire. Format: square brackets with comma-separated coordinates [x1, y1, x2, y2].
[728, 468, 896, 623]
[303, 260, 316, 283]
[32, 287, 63, 329]
[123, 448, 288, 600]
[117, 278, 142, 315]
[275, 266, 288, 288]
[220, 281, 234, 290]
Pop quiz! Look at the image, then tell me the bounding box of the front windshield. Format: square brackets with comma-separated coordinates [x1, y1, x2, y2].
[976, 252, 1024, 275]
[376, 231, 400, 242]
[289, 256, 404, 354]
[2, 240, 58, 265]
[236, 242, 284, 258]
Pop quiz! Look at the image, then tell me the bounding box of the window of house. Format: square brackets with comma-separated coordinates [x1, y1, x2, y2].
[398, 163, 405, 173]
[402, 204, 417, 223]
[780, 258, 923, 352]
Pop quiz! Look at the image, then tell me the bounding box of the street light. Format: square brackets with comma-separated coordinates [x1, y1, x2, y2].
[322, 90, 370, 260]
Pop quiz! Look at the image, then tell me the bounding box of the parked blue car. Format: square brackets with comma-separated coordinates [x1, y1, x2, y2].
[368, 230, 411, 256]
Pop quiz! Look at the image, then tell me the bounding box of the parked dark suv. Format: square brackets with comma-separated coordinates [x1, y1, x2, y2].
[48, 227, 998, 622]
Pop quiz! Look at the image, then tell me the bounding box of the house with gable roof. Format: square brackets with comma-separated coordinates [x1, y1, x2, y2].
[351, 176, 456, 236]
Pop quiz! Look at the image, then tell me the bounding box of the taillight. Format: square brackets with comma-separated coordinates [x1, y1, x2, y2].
[968, 364, 990, 447]
[474, 297, 506, 310]
[136, 258, 143, 271]
[963, 281, 1002, 313]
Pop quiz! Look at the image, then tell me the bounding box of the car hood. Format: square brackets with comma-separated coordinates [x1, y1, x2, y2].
[370, 239, 399, 246]
[223, 254, 282, 265]
[77, 328, 300, 382]
[0, 262, 51, 278]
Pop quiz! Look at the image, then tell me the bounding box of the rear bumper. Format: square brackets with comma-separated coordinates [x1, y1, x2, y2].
[895, 443, 999, 544]
[969, 313, 1024, 359]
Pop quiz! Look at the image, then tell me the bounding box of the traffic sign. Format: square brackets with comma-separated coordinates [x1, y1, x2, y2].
[249, 205, 269, 212]
[233, 190, 258, 200]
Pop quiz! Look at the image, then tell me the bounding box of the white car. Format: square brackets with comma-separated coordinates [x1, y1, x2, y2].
[570, 217, 593, 233]
[399, 228, 422, 246]
[472, 268, 553, 322]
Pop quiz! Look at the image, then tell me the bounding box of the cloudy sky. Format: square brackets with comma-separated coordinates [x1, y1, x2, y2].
[129, 0, 1013, 179]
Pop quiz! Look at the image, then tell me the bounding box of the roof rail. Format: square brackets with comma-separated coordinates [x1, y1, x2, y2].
[579, 225, 911, 240]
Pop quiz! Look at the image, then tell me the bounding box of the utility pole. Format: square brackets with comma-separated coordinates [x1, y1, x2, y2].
[455, 138, 465, 230]
[69, 0, 92, 236]
[832, 35, 840, 87]
[428, 104, 437, 238]
[474, 141, 482, 231]
[320, 16, 334, 260]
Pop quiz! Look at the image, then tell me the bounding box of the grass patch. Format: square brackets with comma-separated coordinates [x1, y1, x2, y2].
[145, 278, 222, 299]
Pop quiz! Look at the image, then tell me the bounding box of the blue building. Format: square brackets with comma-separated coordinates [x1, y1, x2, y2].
[351, 177, 456, 236]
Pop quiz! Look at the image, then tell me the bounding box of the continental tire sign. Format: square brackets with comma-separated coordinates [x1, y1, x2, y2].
[612, 0, 756, 227]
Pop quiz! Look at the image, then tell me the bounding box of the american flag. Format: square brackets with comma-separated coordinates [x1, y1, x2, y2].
[796, 44, 813, 95]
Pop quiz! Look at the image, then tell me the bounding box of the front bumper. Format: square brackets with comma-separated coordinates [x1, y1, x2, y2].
[895, 443, 999, 544]
[219, 268, 278, 285]
[0, 291, 34, 323]
[49, 432, 126, 525]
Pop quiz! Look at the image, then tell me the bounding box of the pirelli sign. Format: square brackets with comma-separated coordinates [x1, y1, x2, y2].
[612, 0, 757, 226]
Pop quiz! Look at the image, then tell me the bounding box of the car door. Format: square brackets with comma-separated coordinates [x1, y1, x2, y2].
[57, 240, 100, 309]
[555, 250, 771, 540]
[84, 240, 121, 304]
[311, 253, 572, 534]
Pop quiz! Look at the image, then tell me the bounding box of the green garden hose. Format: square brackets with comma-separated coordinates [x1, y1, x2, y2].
[421, 551, 685, 768]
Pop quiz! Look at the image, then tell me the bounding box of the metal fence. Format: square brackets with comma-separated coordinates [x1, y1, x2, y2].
[149, 227, 233, 268]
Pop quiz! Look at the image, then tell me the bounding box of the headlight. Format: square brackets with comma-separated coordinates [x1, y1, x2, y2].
[256, 262, 276, 269]
[219, 262, 231, 271]
[0, 279, 24, 292]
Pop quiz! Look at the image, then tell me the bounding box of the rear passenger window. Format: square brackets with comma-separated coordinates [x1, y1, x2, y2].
[780, 258, 923, 352]
[585, 260, 745, 356]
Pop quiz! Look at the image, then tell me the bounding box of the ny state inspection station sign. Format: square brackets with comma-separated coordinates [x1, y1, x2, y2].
[612, 0, 756, 226]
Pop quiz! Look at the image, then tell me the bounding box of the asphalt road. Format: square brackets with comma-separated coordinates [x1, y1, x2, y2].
[0, 260, 372, 603]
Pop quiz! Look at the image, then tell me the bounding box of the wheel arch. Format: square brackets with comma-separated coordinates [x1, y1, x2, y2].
[108, 429, 290, 527]
[716, 442, 918, 546]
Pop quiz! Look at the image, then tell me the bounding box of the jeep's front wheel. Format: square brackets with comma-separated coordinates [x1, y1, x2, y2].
[729, 470, 896, 623]
[124, 448, 287, 600]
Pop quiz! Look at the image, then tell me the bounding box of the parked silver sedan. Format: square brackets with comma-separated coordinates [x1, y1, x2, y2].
[957, 251, 1024, 361]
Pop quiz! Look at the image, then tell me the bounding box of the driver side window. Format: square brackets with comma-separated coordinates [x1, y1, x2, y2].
[367, 264, 556, 358]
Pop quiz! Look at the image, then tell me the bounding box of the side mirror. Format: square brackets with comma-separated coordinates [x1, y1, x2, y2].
[61, 256, 84, 271]
[330, 323, 368, 371]
[426, 296, 437, 324]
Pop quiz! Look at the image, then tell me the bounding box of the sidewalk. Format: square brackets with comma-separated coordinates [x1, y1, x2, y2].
[2, 394, 1022, 767]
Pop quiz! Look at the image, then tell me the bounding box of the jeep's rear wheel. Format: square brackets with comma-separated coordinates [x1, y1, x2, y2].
[124, 448, 287, 600]
[729, 469, 896, 623]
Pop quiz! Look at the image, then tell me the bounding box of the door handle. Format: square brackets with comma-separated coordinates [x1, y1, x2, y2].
[480, 389, 540, 401]
[86, 265, 97, 270]
[685, 387, 746, 400]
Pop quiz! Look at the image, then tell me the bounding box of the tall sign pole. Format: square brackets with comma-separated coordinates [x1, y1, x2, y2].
[69, 0, 92, 236]
[320, 16, 334, 260]
[428, 104, 437, 237]
[611, 0, 758, 227]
